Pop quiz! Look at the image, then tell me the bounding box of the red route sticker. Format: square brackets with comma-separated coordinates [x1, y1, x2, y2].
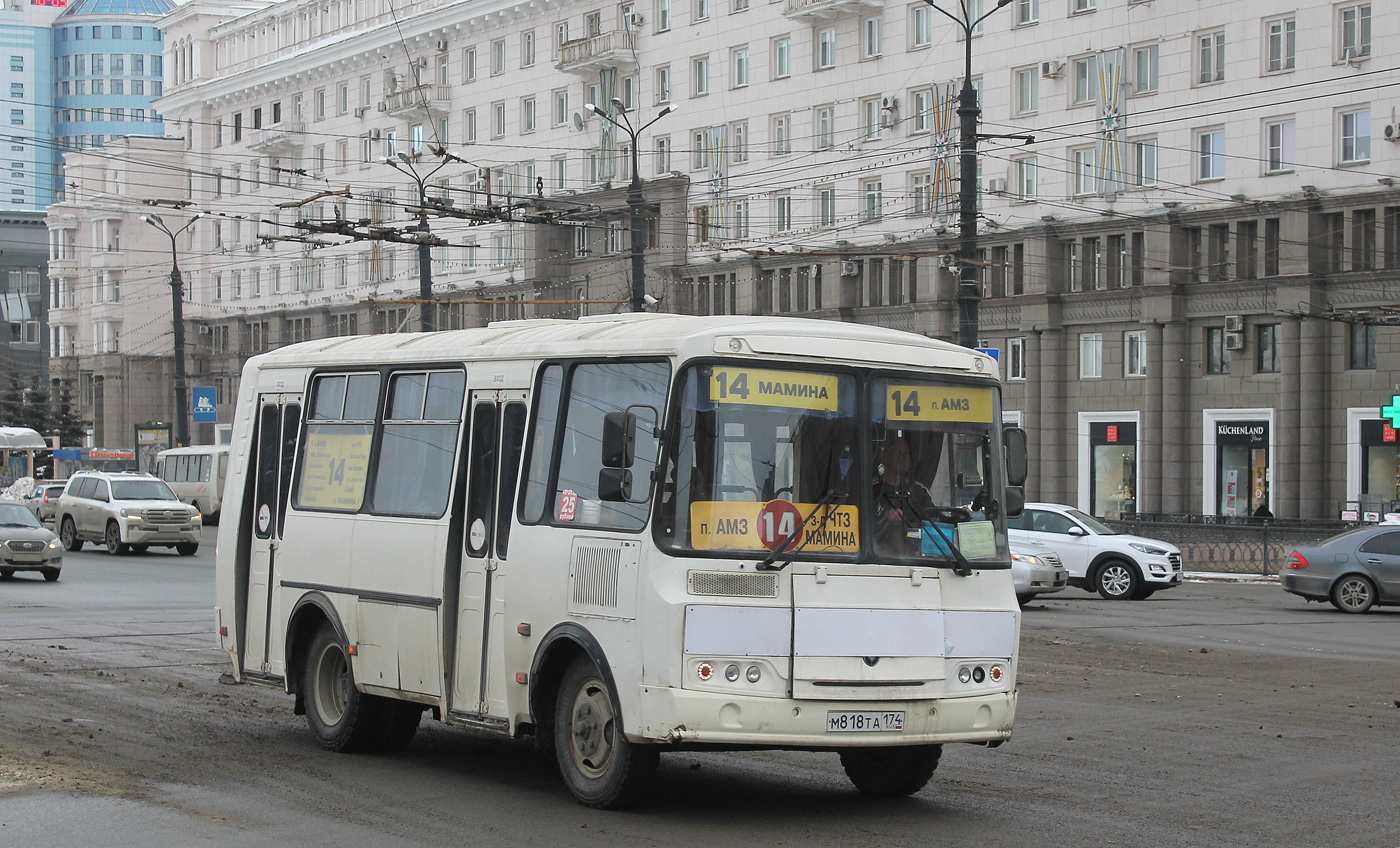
[756, 500, 803, 552]
[558, 489, 578, 521]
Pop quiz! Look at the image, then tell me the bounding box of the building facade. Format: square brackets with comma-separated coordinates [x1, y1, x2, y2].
[48, 0, 1400, 518]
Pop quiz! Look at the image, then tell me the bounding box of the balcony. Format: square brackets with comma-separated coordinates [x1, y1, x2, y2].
[382, 85, 453, 118]
[247, 122, 307, 154]
[782, 0, 881, 21]
[556, 31, 637, 75]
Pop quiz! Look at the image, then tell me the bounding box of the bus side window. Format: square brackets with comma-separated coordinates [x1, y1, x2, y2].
[155, 460, 165, 479]
[199, 455, 210, 482]
[519, 364, 564, 524]
[495, 403, 527, 558]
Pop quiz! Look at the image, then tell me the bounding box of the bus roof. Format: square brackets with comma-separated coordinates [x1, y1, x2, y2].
[243, 314, 1000, 379]
[157, 445, 230, 456]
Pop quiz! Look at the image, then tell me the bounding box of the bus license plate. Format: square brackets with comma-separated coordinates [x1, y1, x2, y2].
[826, 711, 905, 732]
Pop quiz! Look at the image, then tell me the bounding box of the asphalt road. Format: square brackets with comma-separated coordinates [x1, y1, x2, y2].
[0, 531, 1396, 848]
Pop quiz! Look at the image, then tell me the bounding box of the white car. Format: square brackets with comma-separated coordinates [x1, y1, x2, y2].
[56, 471, 202, 556]
[1007, 503, 1183, 600]
[1011, 547, 1068, 607]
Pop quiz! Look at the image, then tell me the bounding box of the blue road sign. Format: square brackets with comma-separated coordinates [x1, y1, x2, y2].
[192, 387, 218, 423]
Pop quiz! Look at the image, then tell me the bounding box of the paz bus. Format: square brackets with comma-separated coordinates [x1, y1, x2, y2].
[154, 445, 230, 522]
[213, 314, 1030, 808]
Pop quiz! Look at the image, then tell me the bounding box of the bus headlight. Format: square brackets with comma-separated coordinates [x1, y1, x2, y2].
[724, 664, 740, 682]
[745, 666, 761, 683]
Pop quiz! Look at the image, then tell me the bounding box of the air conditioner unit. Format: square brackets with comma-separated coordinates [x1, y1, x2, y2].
[839, 261, 860, 277]
[377, 102, 388, 112]
[1225, 314, 1244, 332]
[435, 39, 449, 52]
[1041, 60, 1065, 79]
[198, 325, 212, 335]
[354, 106, 369, 117]
[1385, 124, 1399, 142]
[414, 57, 429, 69]
[370, 129, 382, 139]
[1224, 330, 1245, 351]
[987, 177, 1008, 193]
[881, 96, 897, 112]
[938, 254, 957, 269]
[625, 12, 643, 26]
[244, 243, 257, 252]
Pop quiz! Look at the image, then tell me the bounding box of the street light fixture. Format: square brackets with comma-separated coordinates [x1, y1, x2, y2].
[583, 101, 677, 313]
[141, 211, 202, 447]
[382, 149, 464, 332]
[923, 0, 1012, 350]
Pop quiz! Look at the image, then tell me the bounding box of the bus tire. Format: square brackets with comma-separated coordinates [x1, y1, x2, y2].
[376, 701, 424, 753]
[302, 625, 384, 753]
[839, 744, 942, 798]
[60, 517, 82, 552]
[553, 656, 658, 809]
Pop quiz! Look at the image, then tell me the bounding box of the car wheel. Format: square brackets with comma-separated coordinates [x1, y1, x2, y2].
[1330, 575, 1377, 614]
[839, 745, 943, 798]
[1133, 586, 1156, 600]
[131, 544, 149, 554]
[40, 567, 59, 582]
[176, 542, 199, 556]
[0, 568, 13, 579]
[302, 625, 383, 753]
[1096, 560, 1141, 600]
[554, 656, 658, 809]
[1016, 592, 1035, 608]
[104, 521, 129, 556]
[60, 517, 82, 552]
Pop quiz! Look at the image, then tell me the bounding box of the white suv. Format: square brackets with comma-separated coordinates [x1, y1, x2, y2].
[57, 471, 202, 556]
[1007, 502, 1183, 600]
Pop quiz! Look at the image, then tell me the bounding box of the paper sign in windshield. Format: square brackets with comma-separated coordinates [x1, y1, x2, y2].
[298, 426, 371, 510]
[691, 500, 859, 552]
[885, 385, 994, 424]
[710, 368, 841, 412]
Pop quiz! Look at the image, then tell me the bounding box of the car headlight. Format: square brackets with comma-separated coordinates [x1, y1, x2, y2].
[47, 539, 60, 549]
[1129, 542, 1169, 555]
[119, 508, 130, 517]
[1010, 552, 1042, 565]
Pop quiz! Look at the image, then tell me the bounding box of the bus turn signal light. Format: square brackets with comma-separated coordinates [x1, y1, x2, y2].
[1288, 552, 1309, 569]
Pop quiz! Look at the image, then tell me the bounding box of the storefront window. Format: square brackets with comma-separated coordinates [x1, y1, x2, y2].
[1089, 422, 1136, 518]
[1360, 419, 1399, 509]
[1216, 420, 1268, 516]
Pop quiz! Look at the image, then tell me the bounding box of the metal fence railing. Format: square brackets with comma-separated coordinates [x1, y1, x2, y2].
[1103, 514, 1358, 576]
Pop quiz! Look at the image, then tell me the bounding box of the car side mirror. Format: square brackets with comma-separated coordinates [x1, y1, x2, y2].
[1067, 525, 1086, 537]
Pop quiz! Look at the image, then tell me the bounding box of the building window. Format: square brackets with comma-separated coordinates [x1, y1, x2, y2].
[816, 106, 834, 149]
[817, 28, 836, 70]
[463, 47, 477, 82]
[1237, 221, 1259, 279]
[862, 97, 882, 141]
[692, 55, 709, 96]
[1072, 0, 1095, 12]
[1073, 55, 1096, 105]
[910, 171, 932, 214]
[1266, 18, 1296, 72]
[1079, 333, 1103, 379]
[1354, 209, 1377, 271]
[862, 16, 881, 59]
[912, 5, 933, 44]
[732, 47, 749, 88]
[1197, 129, 1225, 181]
[1123, 330, 1147, 377]
[1265, 120, 1295, 173]
[1198, 30, 1224, 84]
[491, 39, 505, 75]
[772, 113, 791, 154]
[863, 179, 883, 221]
[522, 30, 535, 67]
[1015, 67, 1038, 115]
[1073, 148, 1096, 195]
[1015, 0, 1037, 26]
[1008, 337, 1026, 379]
[1207, 327, 1230, 374]
[654, 136, 671, 173]
[1350, 323, 1377, 370]
[774, 193, 792, 232]
[694, 0, 709, 20]
[770, 38, 792, 79]
[1016, 158, 1037, 200]
[1257, 324, 1279, 373]
[1339, 4, 1371, 61]
[1133, 139, 1158, 186]
[656, 65, 671, 103]
[1133, 44, 1158, 94]
[730, 121, 748, 162]
[521, 97, 536, 132]
[492, 101, 506, 137]
[1340, 108, 1371, 164]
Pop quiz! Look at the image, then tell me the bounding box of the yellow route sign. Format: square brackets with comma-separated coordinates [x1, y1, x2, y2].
[298, 426, 372, 510]
[885, 385, 994, 424]
[690, 500, 860, 553]
[709, 368, 841, 412]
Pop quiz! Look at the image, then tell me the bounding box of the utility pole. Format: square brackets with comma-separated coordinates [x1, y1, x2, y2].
[924, 0, 1012, 349]
[141, 212, 202, 447]
[585, 100, 677, 312]
[383, 150, 462, 331]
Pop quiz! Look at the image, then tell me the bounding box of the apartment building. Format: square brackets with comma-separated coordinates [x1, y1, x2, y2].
[47, 0, 1399, 518]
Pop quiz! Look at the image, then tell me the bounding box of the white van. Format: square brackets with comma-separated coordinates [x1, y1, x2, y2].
[154, 445, 230, 523]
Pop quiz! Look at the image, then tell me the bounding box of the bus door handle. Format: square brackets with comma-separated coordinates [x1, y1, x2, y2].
[485, 559, 498, 572]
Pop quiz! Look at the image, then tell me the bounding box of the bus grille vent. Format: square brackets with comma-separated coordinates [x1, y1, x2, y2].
[687, 571, 779, 598]
[571, 546, 622, 609]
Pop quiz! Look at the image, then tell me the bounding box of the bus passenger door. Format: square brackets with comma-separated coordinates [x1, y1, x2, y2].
[244, 395, 303, 676]
[451, 390, 528, 718]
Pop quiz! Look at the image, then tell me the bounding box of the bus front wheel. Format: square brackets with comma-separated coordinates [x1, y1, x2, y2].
[302, 626, 382, 753]
[839, 744, 942, 798]
[553, 656, 658, 809]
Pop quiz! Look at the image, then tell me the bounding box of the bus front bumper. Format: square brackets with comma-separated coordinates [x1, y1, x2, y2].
[633, 686, 1016, 747]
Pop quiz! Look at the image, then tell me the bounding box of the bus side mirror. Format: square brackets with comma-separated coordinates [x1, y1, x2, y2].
[598, 467, 633, 502]
[1003, 427, 1028, 487]
[1004, 487, 1024, 518]
[601, 411, 637, 469]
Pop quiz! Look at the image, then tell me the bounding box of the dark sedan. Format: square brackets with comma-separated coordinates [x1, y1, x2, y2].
[1282, 525, 1400, 613]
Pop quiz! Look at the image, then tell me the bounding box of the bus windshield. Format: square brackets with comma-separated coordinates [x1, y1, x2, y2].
[657, 364, 1009, 567]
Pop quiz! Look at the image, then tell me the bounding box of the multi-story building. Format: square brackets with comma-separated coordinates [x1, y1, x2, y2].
[48, 0, 1399, 518]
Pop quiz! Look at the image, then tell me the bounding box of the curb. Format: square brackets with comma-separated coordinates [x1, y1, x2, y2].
[1185, 571, 1278, 585]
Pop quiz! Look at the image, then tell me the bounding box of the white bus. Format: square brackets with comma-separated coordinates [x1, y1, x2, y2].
[214, 314, 1029, 808]
[154, 445, 230, 522]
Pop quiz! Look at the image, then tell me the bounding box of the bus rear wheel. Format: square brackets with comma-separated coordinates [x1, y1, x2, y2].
[839, 744, 942, 798]
[553, 656, 658, 809]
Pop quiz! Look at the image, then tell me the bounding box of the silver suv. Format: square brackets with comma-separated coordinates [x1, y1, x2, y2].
[57, 471, 202, 556]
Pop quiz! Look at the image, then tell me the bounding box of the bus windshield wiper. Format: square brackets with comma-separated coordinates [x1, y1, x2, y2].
[884, 491, 973, 576]
[756, 488, 846, 572]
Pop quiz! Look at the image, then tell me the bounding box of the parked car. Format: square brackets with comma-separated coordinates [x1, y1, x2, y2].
[1007, 502, 1183, 600]
[0, 501, 63, 581]
[1011, 547, 1068, 607]
[23, 480, 68, 525]
[1281, 525, 1400, 613]
[56, 471, 201, 556]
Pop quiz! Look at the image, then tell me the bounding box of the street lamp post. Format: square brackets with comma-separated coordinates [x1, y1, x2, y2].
[924, 0, 1012, 350]
[383, 150, 460, 332]
[585, 100, 677, 313]
[141, 212, 202, 447]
